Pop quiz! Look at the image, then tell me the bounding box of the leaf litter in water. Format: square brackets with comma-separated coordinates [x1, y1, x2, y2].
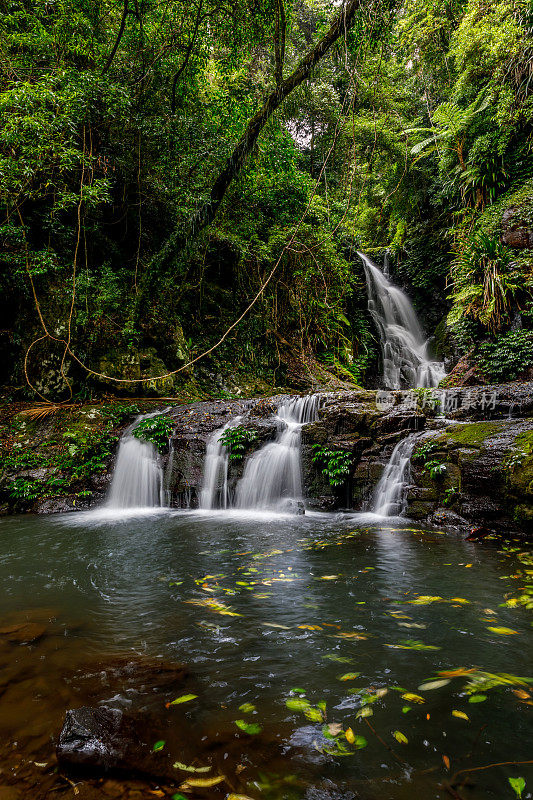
[393, 730, 408, 744]
[451, 710, 469, 720]
[509, 777, 526, 799]
[238, 702, 256, 713]
[235, 719, 262, 735]
[173, 762, 211, 773]
[180, 775, 225, 788]
[338, 672, 361, 681]
[166, 694, 198, 707]
[418, 679, 450, 691]
[487, 626, 519, 635]
[152, 740, 165, 752]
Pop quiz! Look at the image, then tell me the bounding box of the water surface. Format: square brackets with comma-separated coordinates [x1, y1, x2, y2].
[0, 510, 531, 799]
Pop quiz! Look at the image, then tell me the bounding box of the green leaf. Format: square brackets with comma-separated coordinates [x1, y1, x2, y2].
[468, 694, 487, 703]
[508, 777, 526, 798]
[167, 693, 198, 706]
[286, 698, 311, 712]
[152, 740, 165, 752]
[235, 719, 262, 735]
[238, 702, 256, 713]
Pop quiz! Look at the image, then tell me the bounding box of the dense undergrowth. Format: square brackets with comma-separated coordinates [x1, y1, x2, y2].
[1, 0, 533, 399]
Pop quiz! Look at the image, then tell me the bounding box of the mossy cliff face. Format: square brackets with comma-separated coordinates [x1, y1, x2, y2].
[405, 419, 533, 533]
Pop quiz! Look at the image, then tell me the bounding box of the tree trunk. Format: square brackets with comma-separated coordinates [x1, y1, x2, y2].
[147, 0, 361, 276]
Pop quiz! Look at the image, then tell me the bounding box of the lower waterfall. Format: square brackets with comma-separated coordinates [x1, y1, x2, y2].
[235, 395, 319, 511]
[371, 434, 418, 517]
[199, 395, 320, 513]
[106, 415, 164, 510]
[199, 417, 241, 510]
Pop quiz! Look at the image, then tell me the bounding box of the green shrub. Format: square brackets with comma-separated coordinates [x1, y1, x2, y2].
[132, 415, 174, 452]
[312, 445, 352, 488]
[478, 330, 533, 381]
[219, 426, 258, 461]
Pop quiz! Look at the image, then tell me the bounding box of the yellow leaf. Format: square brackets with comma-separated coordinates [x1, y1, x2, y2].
[442, 755, 450, 770]
[487, 626, 519, 635]
[345, 727, 355, 744]
[227, 796, 255, 800]
[452, 710, 469, 721]
[393, 730, 408, 744]
[180, 775, 225, 788]
[401, 693, 425, 704]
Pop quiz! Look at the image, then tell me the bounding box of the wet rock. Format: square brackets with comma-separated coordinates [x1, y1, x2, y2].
[57, 706, 124, 770]
[501, 207, 533, 249]
[56, 706, 175, 780]
[0, 622, 47, 644]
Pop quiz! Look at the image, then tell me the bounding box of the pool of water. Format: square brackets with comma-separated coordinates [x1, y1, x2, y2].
[0, 509, 531, 799]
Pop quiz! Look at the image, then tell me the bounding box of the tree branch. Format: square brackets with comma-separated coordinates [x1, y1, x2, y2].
[148, 0, 361, 276]
[102, 0, 130, 74]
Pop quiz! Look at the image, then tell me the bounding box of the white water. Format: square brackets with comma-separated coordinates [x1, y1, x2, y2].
[199, 417, 241, 510]
[106, 414, 165, 510]
[235, 395, 320, 511]
[371, 434, 418, 516]
[358, 251, 445, 389]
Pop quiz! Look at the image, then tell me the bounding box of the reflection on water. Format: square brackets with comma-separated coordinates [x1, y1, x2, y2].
[0, 510, 531, 799]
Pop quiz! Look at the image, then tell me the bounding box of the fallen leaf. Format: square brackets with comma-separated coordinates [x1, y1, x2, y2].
[238, 702, 256, 713]
[327, 723, 343, 736]
[508, 776, 526, 799]
[173, 762, 211, 773]
[393, 730, 408, 744]
[451, 710, 469, 720]
[152, 740, 165, 752]
[487, 626, 519, 635]
[401, 692, 425, 704]
[418, 679, 450, 691]
[356, 706, 373, 718]
[180, 775, 225, 788]
[442, 755, 450, 770]
[167, 694, 198, 707]
[468, 694, 487, 703]
[235, 719, 262, 735]
[512, 689, 531, 700]
[338, 672, 361, 681]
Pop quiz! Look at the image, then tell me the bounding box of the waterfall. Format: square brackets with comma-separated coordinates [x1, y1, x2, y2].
[358, 251, 445, 389]
[235, 395, 320, 512]
[199, 417, 241, 510]
[371, 434, 418, 517]
[106, 414, 165, 510]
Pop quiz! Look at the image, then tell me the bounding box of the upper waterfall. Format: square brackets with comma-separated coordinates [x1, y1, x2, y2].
[358, 251, 445, 389]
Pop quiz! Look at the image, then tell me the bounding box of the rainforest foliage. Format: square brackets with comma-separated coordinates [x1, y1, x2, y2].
[1, 0, 532, 399]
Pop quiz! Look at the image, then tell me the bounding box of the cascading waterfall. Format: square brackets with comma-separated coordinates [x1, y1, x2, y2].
[106, 414, 165, 510]
[199, 417, 241, 510]
[358, 251, 445, 389]
[235, 395, 320, 511]
[371, 433, 419, 517]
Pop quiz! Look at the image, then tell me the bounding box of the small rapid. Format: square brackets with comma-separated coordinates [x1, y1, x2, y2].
[370, 433, 419, 516]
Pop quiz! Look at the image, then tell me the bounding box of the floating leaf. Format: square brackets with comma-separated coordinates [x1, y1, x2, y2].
[227, 796, 255, 800]
[173, 762, 211, 773]
[291, 687, 306, 694]
[235, 719, 262, 735]
[356, 706, 373, 718]
[407, 595, 443, 605]
[338, 672, 361, 681]
[468, 694, 487, 703]
[442, 755, 450, 770]
[487, 626, 519, 635]
[393, 730, 408, 744]
[305, 707, 324, 722]
[509, 777, 526, 799]
[180, 775, 225, 788]
[402, 693, 425, 704]
[152, 740, 165, 752]
[319, 575, 339, 580]
[345, 728, 367, 748]
[345, 727, 355, 743]
[286, 698, 311, 712]
[172, 795, 188, 800]
[238, 702, 256, 713]
[451, 710, 469, 720]
[418, 679, 450, 691]
[401, 706, 411, 713]
[322, 654, 353, 663]
[167, 694, 198, 706]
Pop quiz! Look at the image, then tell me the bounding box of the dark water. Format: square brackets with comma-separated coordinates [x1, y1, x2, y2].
[0, 509, 531, 799]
